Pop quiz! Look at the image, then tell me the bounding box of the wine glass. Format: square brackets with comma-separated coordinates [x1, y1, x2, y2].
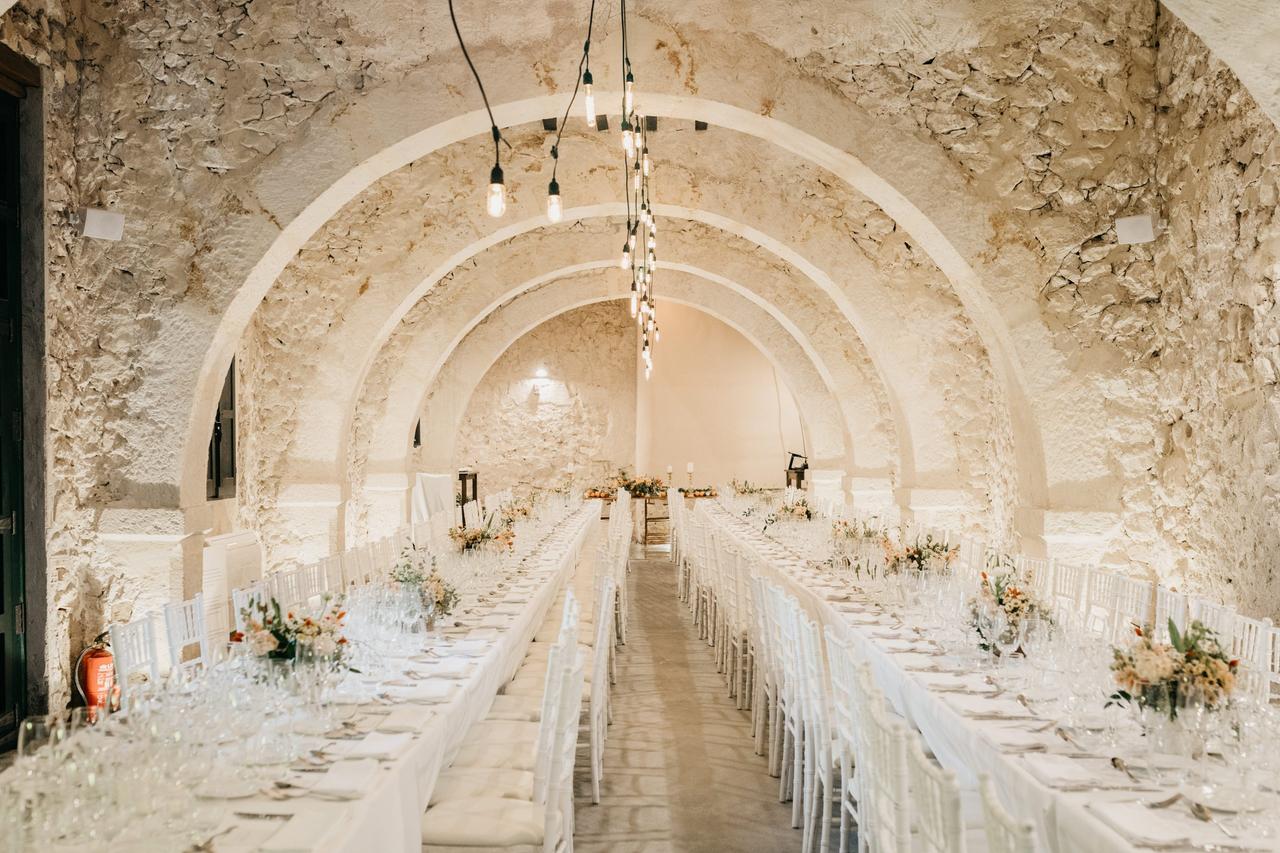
[993, 611, 1024, 667]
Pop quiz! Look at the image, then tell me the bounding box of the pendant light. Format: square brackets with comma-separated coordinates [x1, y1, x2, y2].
[448, 0, 510, 218]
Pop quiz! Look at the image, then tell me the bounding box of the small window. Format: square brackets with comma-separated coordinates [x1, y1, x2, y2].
[206, 361, 236, 500]
[413, 420, 422, 448]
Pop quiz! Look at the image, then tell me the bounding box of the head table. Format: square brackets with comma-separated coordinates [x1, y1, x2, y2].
[5, 500, 599, 853]
[701, 499, 1280, 853]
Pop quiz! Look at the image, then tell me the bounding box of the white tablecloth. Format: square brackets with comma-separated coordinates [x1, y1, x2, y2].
[703, 504, 1278, 853]
[217, 501, 599, 853]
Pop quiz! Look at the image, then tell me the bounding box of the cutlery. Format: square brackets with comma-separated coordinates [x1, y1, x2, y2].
[1136, 843, 1268, 852]
[1189, 801, 1238, 839]
[233, 811, 291, 821]
[1144, 793, 1183, 809]
[1112, 756, 1142, 783]
[186, 824, 236, 852]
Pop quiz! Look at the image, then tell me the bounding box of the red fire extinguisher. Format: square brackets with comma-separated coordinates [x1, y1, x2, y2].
[75, 631, 115, 719]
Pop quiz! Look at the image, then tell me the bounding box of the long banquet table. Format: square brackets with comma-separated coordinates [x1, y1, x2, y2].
[702, 502, 1278, 853]
[203, 500, 599, 853]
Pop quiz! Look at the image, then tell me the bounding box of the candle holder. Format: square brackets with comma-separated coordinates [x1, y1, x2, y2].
[687, 471, 693, 488]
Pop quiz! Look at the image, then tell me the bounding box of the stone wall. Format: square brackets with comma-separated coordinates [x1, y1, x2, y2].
[452, 302, 638, 492]
[1148, 12, 1280, 617]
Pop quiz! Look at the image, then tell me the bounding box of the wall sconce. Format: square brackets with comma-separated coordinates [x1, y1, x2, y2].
[535, 367, 548, 378]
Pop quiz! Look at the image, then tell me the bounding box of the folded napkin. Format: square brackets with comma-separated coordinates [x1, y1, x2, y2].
[914, 672, 991, 692]
[312, 759, 380, 798]
[414, 658, 474, 679]
[376, 705, 434, 734]
[477, 614, 513, 629]
[445, 639, 493, 657]
[986, 726, 1051, 753]
[259, 806, 344, 853]
[943, 694, 1040, 720]
[1089, 801, 1189, 847]
[382, 681, 458, 704]
[328, 731, 412, 761]
[466, 628, 501, 641]
[490, 603, 526, 616]
[1021, 753, 1099, 787]
[822, 591, 854, 602]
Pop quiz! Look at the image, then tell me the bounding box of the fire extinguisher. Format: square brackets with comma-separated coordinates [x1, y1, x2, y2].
[75, 631, 115, 717]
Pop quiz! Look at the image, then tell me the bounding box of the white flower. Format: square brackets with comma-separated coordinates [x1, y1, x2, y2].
[248, 629, 279, 656]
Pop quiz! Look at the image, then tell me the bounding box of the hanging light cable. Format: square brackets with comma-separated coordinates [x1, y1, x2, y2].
[545, 0, 598, 223]
[448, 0, 512, 218]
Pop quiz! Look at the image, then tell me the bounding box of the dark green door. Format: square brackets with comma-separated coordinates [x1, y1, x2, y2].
[0, 92, 27, 741]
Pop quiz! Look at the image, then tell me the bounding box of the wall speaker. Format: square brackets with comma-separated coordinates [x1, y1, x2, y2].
[80, 207, 125, 241]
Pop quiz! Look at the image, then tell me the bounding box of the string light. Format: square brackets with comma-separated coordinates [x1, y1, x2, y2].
[544, 0, 597, 224]
[545, 178, 562, 222]
[448, 0, 511, 218]
[583, 70, 595, 127]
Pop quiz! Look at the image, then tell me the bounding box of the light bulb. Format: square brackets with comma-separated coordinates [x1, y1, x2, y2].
[642, 149, 651, 176]
[628, 229, 637, 250]
[583, 71, 595, 127]
[546, 179, 562, 223]
[621, 119, 634, 156]
[647, 234, 655, 250]
[620, 244, 631, 269]
[486, 164, 506, 218]
[624, 71, 635, 114]
[655, 325, 661, 342]
[633, 163, 641, 192]
[630, 291, 637, 317]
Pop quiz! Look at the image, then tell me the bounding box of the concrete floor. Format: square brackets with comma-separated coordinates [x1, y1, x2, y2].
[573, 551, 798, 853]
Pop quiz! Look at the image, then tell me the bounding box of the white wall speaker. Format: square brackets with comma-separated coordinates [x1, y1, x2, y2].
[1115, 213, 1157, 244]
[80, 207, 125, 241]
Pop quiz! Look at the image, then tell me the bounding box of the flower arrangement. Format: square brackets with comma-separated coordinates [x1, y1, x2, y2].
[883, 533, 958, 575]
[234, 594, 348, 660]
[499, 496, 535, 527]
[731, 479, 768, 496]
[832, 519, 882, 543]
[390, 544, 432, 587]
[679, 486, 718, 498]
[584, 486, 614, 500]
[448, 512, 516, 552]
[777, 496, 814, 521]
[1108, 620, 1238, 716]
[423, 567, 461, 617]
[967, 571, 1049, 652]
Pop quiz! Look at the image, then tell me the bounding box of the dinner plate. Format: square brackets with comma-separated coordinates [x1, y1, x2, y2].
[196, 778, 261, 800]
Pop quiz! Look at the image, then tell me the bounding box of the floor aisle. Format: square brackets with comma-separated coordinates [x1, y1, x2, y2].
[573, 550, 797, 853]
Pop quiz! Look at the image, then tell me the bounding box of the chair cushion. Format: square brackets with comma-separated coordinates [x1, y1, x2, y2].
[422, 796, 560, 848]
[485, 693, 541, 722]
[450, 738, 539, 771]
[429, 767, 534, 805]
[462, 719, 540, 745]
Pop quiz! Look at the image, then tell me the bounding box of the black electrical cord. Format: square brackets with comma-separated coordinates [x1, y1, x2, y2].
[447, 0, 511, 166]
[549, 0, 599, 183]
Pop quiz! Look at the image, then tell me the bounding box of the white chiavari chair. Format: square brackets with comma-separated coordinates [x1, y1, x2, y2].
[1014, 555, 1054, 599]
[230, 581, 266, 632]
[1232, 615, 1274, 698]
[750, 574, 780, 763]
[906, 732, 972, 853]
[586, 575, 616, 803]
[767, 585, 805, 829]
[321, 555, 343, 592]
[1113, 575, 1154, 641]
[1154, 586, 1189, 642]
[979, 775, 1035, 853]
[824, 627, 862, 853]
[356, 543, 376, 585]
[339, 547, 362, 588]
[297, 561, 327, 609]
[797, 612, 837, 853]
[860, 688, 911, 853]
[269, 566, 303, 610]
[162, 593, 210, 674]
[1048, 561, 1087, 622]
[109, 615, 159, 708]
[1190, 596, 1237, 638]
[1266, 626, 1280, 702]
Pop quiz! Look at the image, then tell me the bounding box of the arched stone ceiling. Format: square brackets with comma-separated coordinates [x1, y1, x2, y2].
[170, 18, 1061, 514]
[236, 127, 1022, 548]
[348, 247, 895, 494]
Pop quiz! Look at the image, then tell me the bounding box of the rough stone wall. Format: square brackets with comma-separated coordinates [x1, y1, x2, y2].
[452, 302, 638, 492]
[1148, 12, 1280, 617]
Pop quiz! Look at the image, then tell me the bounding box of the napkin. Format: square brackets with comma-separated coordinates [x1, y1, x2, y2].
[259, 806, 344, 852]
[477, 614, 514, 629]
[414, 658, 474, 679]
[466, 628, 502, 641]
[446, 639, 493, 657]
[914, 672, 991, 692]
[943, 694, 1040, 720]
[312, 759, 380, 798]
[376, 705, 434, 733]
[1089, 801, 1189, 847]
[383, 681, 458, 704]
[986, 726, 1051, 753]
[1021, 753, 1098, 787]
[328, 731, 412, 760]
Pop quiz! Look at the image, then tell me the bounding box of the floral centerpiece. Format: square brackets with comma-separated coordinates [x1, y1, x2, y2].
[833, 518, 882, 543]
[448, 512, 516, 552]
[883, 533, 958, 575]
[614, 472, 668, 498]
[679, 486, 718, 498]
[777, 496, 814, 521]
[731, 479, 768, 496]
[234, 594, 347, 661]
[423, 568, 461, 618]
[499, 496, 535, 527]
[390, 543, 431, 587]
[967, 570, 1049, 652]
[389, 544, 459, 624]
[1108, 620, 1238, 717]
[584, 486, 614, 500]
